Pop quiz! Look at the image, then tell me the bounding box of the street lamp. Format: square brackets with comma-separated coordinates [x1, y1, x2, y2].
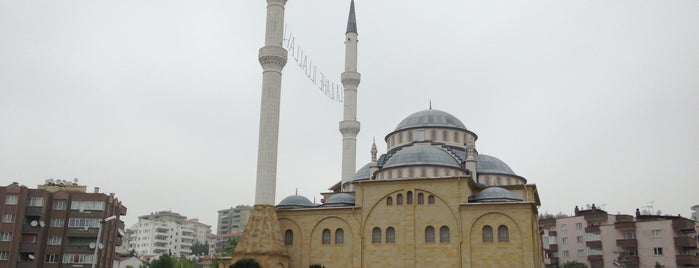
[92, 215, 118, 268]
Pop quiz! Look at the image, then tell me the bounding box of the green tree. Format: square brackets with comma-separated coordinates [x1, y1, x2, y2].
[655, 262, 664, 268]
[149, 254, 175, 268]
[224, 237, 240, 256]
[191, 241, 209, 256]
[562, 260, 588, 268]
[230, 258, 261, 268]
[174, 257, 197, 268]
[210, 258, 220, 268]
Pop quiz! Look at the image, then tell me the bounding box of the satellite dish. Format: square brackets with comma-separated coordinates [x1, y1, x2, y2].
[89, 242, 96, 249]
[39, 221, 45, 227]
[99, 243, 104, 249]
[28, 254, 35, 260]
[30, 220, 38, 227]
[118, 229, 125, 237]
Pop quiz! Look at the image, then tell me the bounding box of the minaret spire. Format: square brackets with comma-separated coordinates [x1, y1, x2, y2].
[340, 0, 361, 191]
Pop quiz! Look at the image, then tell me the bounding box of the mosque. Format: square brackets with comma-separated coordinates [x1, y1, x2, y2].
[232, 1, 544, 267]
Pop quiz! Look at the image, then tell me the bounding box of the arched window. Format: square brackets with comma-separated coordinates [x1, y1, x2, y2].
[453, 132, 459, 143]
[322, 229, 331, 244]
[284, 230, 293, 245]
[482, 225, 493, 242]
[407, 191, 413, 204]
[498, 225, 509, 242]
[442, 130, 448, 141]
[425, 226, 435, 243]
[407, 131, 413, 141]
[335, 228, 344, 244]
[408, 168, 414, 178]
[431, 130, 437, 140]
[440, 226, 450, 243]
[417, 193, 424, 204]
[420, 167, 427, 177]
[398, 133, 403, 143]
[396, 194, 403, 205]
[372, 227, 381, 244]
[386, 196, 393, 206]
[433, 168, 439, 177]
[428, 195, 435, 204]
[386, 227, 395, 243]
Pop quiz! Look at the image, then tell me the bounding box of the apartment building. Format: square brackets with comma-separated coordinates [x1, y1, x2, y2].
[0, 181, 127, 268]
[216, 205, 251, 235]
[127, 211, 212, 257]
[541, 205, 698, 268]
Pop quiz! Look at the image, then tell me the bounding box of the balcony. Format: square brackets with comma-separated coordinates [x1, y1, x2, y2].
[549, 257, 559, 265]
[583, 212, 607, 223]
[587, 255, 603, 265]
[24, 206, 43, 215]
[674, 236, 698, 248]
[549, 231, 557, 237]
[63, 244, 93, 253]
[585, 225, 600, 233]
[673, 218, 697, 233]
[614, 221, 635, 230]
[676, 255, 699, 266]
[622, 256, 639, 265]
[66, 228, 98, 237]
[540, 218, 556, 228]
[19, 242, 37, 251]
[548, 244, 558, 251]
[586, 240, 602, 249]
[616, 239, 638, 248]
[22, 224, 42, 234]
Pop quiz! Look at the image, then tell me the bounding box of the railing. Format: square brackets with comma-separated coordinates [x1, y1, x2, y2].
[586, 240, 602, 249]
[614, 221, 635, 230]
[674, 236, 698, 248]
[676, 255, 699, 266]
[616, 238, 638, 247]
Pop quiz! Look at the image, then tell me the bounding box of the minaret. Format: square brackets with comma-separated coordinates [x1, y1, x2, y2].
[232, 0, 289, 266]
[340, 0, 361, 191]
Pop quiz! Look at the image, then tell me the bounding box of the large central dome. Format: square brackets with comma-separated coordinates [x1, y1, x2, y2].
[394, 109, 467, 131]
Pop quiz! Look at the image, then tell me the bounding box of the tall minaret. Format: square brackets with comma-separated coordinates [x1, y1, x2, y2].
[340, 0, 361, 191]
[233, 0, 289, 266]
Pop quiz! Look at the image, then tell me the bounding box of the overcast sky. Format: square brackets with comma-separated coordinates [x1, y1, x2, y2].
[1, 0, 698, 230]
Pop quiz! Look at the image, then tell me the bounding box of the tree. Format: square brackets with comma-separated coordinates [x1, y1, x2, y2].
[230, 258, 261, 268]
[655, 262, 664, 268]
[224, 237, 240, 256]
[174, 257, 197, 268]
[210, 258, 220, 268]
[191, 241, 209, 256]
[149, 254, 175, 268]
[562, 261, 588, 268]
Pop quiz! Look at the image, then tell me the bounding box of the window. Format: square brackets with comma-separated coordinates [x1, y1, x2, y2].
[386, 196, 393, 205]
[577, 249, 585, 257]
[53, 200, 67, 210]
[63, 254, 95, 264]
[45, 254, 60, 263]
[440, 226, 450, 243]
[396, 194, 403, 205]
[48, 236, 62, 245]
[335, 229, 344, 244]
[27, 197, 44, 207]
[372, 227, 381, 243]
[1, 214, 14, 223]
[5, 195, 17, 205]
[576, 223, 582, 230]
[651, 229, 661, 238]
[407, 191, 413, 204]
[425, 226, 435, 243]
[428, 195, 435, 204]
[68, 218, 100, 228]
[51, 218, 65, 227]
[0, 232, 11, 241]
[417, 193, 424, 204]
[576, 236, 583, 243]
[71, 201, 105, 211]
[321, 229, 331, 244]
[453, 132, 459, 143]
[563, 250, 569, 257]
[430, 130, 436, 140]
[284, 230, 293, 245]
[0, 251, 9, 260]
[562, 237, 569, 244]
[442, 131, 448, 141]
[498, 225, 509, 242]
[407, 131, 413, 141]
[417, 129, 425, 141]
[386, 227, 395, 243]
[623, 232, 636, 239]
[482, 226, 493, 242]
[653, 247, 663, 256]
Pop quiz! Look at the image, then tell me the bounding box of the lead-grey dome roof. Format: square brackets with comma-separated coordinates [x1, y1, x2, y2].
[471, 187, 522, 202]
[476, 154, 516, 175]
[325, 193, 355, 206]
[278, 195, 313, 208]
[383, 146, 461, 169]
[394, 109, 467, 131]
[353, 163, 371, 181]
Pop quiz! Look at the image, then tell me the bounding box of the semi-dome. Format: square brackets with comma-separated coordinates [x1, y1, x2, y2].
[394, 109, 467, 131]
[278, 195, 313, 208]
[383, 145, 461, 169]
[476, 154, 516, 175]
[325, 193, 355, 206]
[353, 163, 371, 181]
[471, 187, 522, 202]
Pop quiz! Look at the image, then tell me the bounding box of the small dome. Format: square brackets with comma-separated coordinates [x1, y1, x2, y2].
[383, 146, 461, 169]
[471, 187, 522, 202]
[394, 109, 467, 131]
[277, 195, 313, 208]
[324, 193, 355, 206]
[353, 163, 371, 181]
[476, 154, 516, 175]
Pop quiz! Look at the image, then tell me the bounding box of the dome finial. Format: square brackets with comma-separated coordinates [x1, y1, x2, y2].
[429, 99, 432, 110]
[346, 0, 358, 34]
